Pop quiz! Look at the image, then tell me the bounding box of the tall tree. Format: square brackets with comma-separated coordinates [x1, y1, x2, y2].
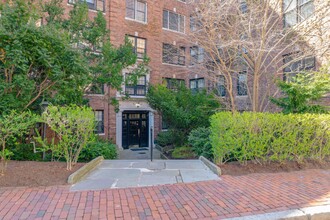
[189, 0, 330, 112]
[0, 0, 147, 114]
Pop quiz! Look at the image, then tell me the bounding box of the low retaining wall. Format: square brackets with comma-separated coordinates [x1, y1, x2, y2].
[199, 156, 222, 176]
[68, 156, 104, 184]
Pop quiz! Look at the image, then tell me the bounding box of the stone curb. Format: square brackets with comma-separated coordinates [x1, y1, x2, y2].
[199, 156, 222, 176]
[67, 156, 104, 184]
[225, 205, 330, 220]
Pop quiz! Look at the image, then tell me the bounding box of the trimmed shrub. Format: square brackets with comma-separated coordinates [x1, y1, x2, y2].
[171, 146, 196, 159]
[79, 141, 117, 162]
[210, 112, 330, 164]
[10, 143, 42, 161]
[188, 127, 213, 160]
[155, 130, 186, 147]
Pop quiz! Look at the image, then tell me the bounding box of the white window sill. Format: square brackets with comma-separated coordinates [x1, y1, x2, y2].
[125, 17, 148, 25]
[67, 3, 105, 14]
[97, 133, 105, 136]
[162, 28, 185, 35]
[85, 94, 105, 97]
[162, 63, 186, 68]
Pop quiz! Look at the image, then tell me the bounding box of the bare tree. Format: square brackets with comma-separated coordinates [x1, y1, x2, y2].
[188, 0, 330, 112]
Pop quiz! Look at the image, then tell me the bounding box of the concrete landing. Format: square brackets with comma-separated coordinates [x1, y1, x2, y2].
[118, 148, 162, 160]
[70, 160, 220, 191]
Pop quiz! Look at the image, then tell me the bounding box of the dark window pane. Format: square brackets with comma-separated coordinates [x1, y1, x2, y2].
[163, 10, 169, 28]
[169, 12, 179, 31]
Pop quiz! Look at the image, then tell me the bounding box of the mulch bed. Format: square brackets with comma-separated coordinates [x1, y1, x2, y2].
[0, 161, 85, 188]
[1, 159, 330, 188]
[219, 159, 330, 176]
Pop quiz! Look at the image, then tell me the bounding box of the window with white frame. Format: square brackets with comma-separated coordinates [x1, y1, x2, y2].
[216, 75, 226, 97]
[190, 78, 205, 93]
[126, 0, 147, 23]
[68, 0, 105, 11]
[85, 83, 104, 95]
[283, 0, 314, 27]
[190, 46, 204, 65]
[237, 71, 247, 96]
[163, 10, 185, 33]
[127, 36, 146, 59]
[162, 44, 185, 66]
[125, 75, 147, 96]
[94, 110, 104, 134]
[283, 55, 315, 81]
[163, 78, 185, 90]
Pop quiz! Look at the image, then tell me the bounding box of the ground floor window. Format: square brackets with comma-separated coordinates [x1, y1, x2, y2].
[94, 110, 104, 134]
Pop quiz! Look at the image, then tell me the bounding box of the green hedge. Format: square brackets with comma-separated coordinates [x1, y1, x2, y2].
[210, 112, 330, 164]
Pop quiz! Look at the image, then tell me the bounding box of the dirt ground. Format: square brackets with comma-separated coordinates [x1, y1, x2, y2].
[0, 161, 85, 187]
[219, 159, 330, 176]
[1, 159, 330, 187]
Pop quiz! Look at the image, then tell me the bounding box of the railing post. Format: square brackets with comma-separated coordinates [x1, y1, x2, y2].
[150, 126, 153, 162]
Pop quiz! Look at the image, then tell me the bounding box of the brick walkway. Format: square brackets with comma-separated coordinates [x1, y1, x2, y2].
[0, 169, 329, 220]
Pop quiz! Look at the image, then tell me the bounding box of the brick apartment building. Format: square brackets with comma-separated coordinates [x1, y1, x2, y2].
[61, 0, 329, 150]
[64, 0, 196, 150]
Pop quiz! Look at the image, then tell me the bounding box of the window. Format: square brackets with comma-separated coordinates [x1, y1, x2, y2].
[240, 0, 248, 13]
[162, 44, 185, 66]
[216, 75, 226, 97]
[68, 0, 105, 11]
[85, 83, 104, 95]
[163, 78, 185, 90]
[125, 75, 147, 96]
[283, 0, 314, 27]
[283, 55, 315, 81]
[127, 36, 146, 59]
[190, 78, 205, 92]
[162, 119, 169, 130]
[95, 110, 104, 134]
[126, 0, 147, 23]
[163, 10, 185, 33]
[237, 72, 247, 96]
[190, 46, 204, 65]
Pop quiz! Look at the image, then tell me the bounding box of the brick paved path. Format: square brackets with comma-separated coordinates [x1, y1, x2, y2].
[0, 169, 329, 220]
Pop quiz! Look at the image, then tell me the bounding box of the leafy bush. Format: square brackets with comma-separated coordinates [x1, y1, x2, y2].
[0, 111, 38, 174]
[155, 130, 186, 147]
[10, 143, 42, 161]
[36, 105, 95, 170]
[271, 66, 330, 114]
[171, 146, 196, 159]
[188, 127, 213, 160]
[79, 141, 117, 162]
[147, 84, 220, 146]
[210, 112, 330, 165]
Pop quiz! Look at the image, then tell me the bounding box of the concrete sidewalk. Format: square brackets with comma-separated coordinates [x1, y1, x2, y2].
[71, 160, 220, 191]
[0, 169, 329, 220]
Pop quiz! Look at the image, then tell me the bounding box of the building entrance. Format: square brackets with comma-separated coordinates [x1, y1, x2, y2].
[122, 111, 149, 149]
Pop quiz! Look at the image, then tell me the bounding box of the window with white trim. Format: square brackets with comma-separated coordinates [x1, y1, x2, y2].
[94, 110, 104, 134]
[127, 36, 146, 59]
[190, 46, 204, 65]
[283, 55, 315, 81]
[283, 0, 314, 27]
[126, 0, 147, 23]
[216, 75, 226, 97]
[162, 44, 185, 66]
[163, 10, 185, 33]
[163, 78, 185, 90]
[190, 78, 205, 93]
[68, 0, 105, 12]
[237, 71, 247, 96]
[125, 75, 147, 96]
